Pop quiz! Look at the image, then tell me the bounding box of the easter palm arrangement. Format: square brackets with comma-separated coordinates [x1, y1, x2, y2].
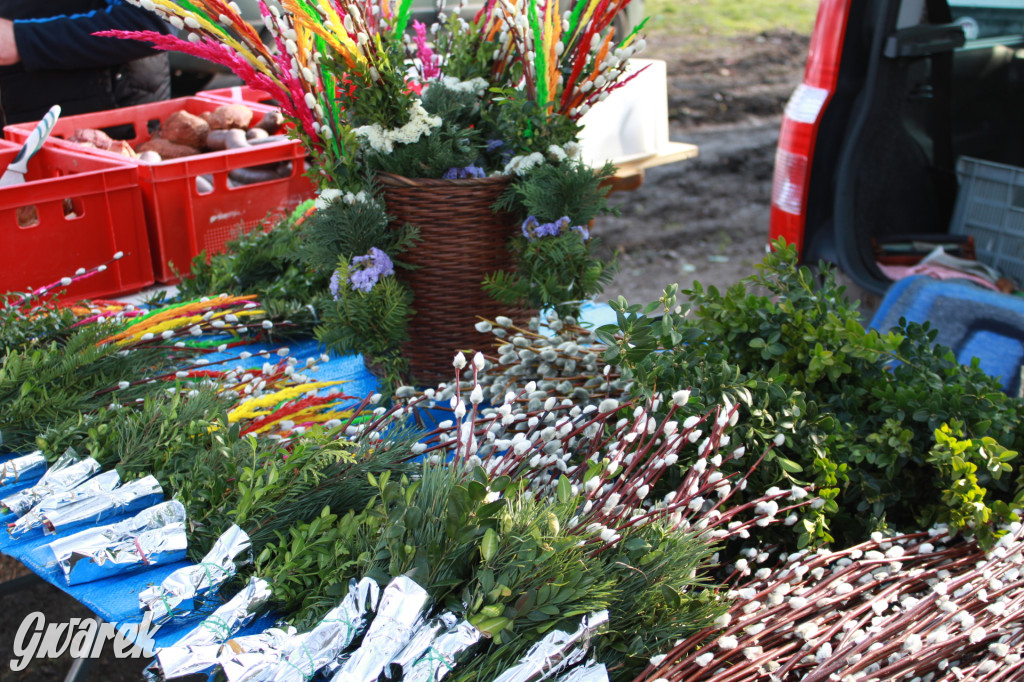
[111, 0, 647, 386]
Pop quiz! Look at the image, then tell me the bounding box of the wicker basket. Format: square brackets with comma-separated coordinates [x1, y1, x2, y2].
[377, 172, 526, 384]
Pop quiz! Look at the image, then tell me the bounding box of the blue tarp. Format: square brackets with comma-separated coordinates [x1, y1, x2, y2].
[869, 275, 1024, 395]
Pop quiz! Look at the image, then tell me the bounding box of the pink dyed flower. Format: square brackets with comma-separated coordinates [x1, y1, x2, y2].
[413, 20, 440, 80]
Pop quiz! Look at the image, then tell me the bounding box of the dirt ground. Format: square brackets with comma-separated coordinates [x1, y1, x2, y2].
[0, 31, 810, 681]
[592, 29, 809, 306]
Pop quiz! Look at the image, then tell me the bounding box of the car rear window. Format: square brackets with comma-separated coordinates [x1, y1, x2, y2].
[949, 1, 1024, 40]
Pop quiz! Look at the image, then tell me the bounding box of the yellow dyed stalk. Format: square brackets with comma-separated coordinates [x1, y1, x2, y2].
[289, 402, 357, 423]
[247, 404, 357, 434]
[119, 315, 203, 343]
[288, 0, 364, 67]
[227, 380, 350, 421]
[543, 0, 561, 105]
[570, 0, 602, 43]
[314, 0, 351, 50]
[102, 296, 256, 343]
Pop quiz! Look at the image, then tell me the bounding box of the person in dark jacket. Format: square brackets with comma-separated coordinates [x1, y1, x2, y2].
[0, 1, 172, 125]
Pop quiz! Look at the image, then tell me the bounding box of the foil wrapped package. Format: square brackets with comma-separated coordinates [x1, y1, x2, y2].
[8, 470, 120, 538]
[46, 500, 186, 569]
[380, 612, 458, 679]
[490, 610, 610, 682]
[329, 575, 431, 682]
[62, 521, 188, 586]
[264, 576, 382, 682]
[216, 627, 298, 682]
[139, 524, 251, 625]
[397, 619, 482, 682]
[0, 451, 47, 488]
[42, 475, 163, 535]
[554, 662, 609, 682]
[150, 577, 272, 680]
[1, 455, 101, 517]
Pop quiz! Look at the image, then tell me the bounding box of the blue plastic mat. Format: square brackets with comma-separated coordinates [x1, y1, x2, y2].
[0, 301, 615, 649]
[0, 471, 276, 648]
[869, 275, 1024, 395]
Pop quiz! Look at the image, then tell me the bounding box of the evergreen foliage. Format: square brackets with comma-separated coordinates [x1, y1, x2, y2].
[35, 389, 235, 473]
[484, 233, 616, 314]
[497, 159, 616, 227]
[486, 161, 618, 312]
[599, 241, 1024, 548]
[0, 323, 192, 451]
[481, 87, 580, 157]
[295, 195, 419, 277]
[0, 294, 80, 355]
[364, 84, 484, 178]
[175, 202, 321, 302]
[166, 202, 326, 335]
[254, 465, 723, 678]
[315, 259, 415, 386]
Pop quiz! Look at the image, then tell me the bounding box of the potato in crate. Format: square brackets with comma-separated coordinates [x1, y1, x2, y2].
[0, 140, 153, 302]
[4, 96, 317, 283]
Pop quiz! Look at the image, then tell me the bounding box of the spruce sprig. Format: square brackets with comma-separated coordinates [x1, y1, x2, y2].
[315, 261, 415, 391]
[0, 323, 196, 451]
[171, 200, 327, 323]
[296, 195, 419, 277]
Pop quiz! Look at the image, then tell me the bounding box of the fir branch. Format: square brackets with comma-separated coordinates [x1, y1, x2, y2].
[296, 196, 418, 276]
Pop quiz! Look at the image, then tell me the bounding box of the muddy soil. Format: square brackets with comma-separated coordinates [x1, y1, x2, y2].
[0, 31, 810, 681]
[592, 30, 809, 306]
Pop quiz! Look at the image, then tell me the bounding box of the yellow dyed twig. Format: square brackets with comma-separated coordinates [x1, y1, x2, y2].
[227, 380, 350, 422]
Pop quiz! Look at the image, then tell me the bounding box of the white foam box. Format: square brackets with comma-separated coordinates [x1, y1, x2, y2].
[578, 58, 670, 167]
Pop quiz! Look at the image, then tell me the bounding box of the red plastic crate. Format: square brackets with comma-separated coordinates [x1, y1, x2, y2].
[5, 97, 317, 283]
[197, 85, 279, 108]
[0, 140, 153, 303]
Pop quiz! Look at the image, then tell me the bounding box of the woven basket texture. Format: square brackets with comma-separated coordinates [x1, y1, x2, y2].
[378, 172, 526, 384]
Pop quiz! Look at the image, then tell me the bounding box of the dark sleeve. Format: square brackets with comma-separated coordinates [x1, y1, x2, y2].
[14, 1, 172, 72]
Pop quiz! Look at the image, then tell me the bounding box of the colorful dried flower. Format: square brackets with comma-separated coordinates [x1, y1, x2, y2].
[349, 248, 394, 293]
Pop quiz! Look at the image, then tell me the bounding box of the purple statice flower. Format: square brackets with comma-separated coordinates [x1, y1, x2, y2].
[536, 216, 571, 238]
[329, 269, 342, 300]
[486, 139, 504, 152]
[522, 215, 540, 239]
[523, 216, 589, 241]
[349, 247, 394, 293]
[443, 165, 487, 179]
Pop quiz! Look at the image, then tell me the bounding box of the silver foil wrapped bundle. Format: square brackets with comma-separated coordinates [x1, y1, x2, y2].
[45, 500, 187, 569]
[216, 627, 298, 682]
[553, 661, 609, 682]
[1, 454, 101, 517]
[41, 474, 163, 535]
[219, 576, 381, 682]
[379, 612, 458, 680]
[62, 521, 188, 586]
[266, 576, 382, 682]
[490, 610, 610, 682]
[329, 575, 432, 682]
[150, 576, 273, 680]
[8, 470, 120, 538]
[396, 619, 482, 682]
[0, 451, 47, 488]
[139, 524, 251, 625]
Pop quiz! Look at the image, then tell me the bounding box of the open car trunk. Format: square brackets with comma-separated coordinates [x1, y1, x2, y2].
[804, 0, 1024, 293]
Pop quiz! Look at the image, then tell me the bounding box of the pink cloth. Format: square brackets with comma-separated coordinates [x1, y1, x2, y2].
[877, 262, 1002, 292]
